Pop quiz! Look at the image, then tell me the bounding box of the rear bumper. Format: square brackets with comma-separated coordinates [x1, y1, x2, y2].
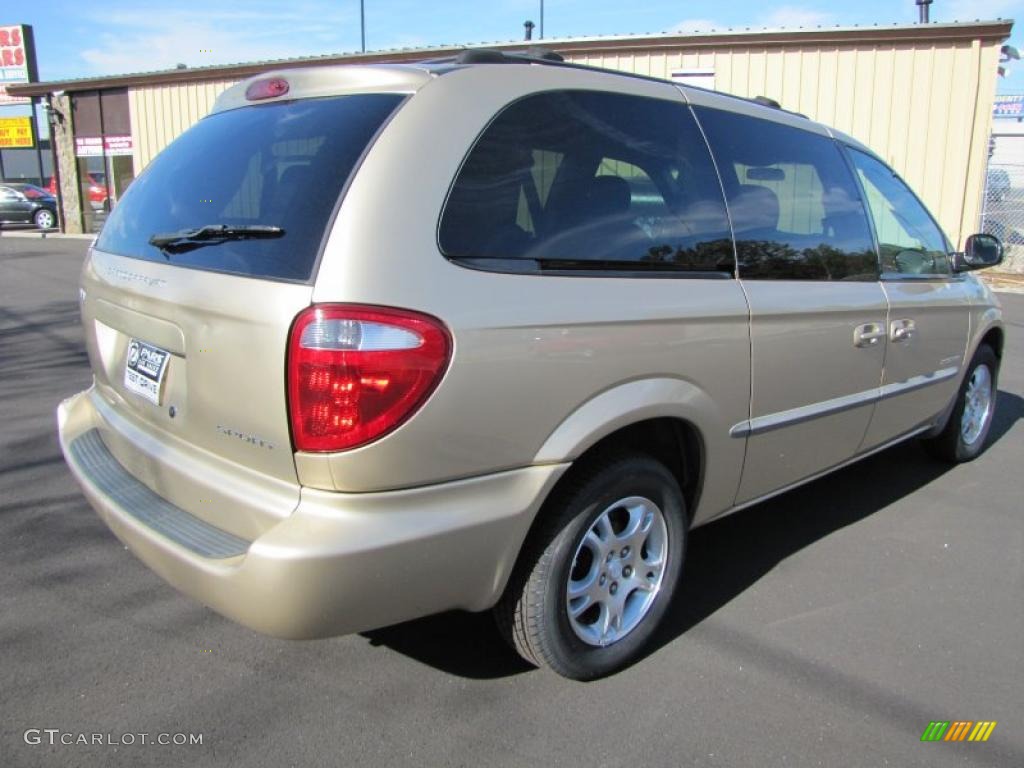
[58, 388, 568, 639]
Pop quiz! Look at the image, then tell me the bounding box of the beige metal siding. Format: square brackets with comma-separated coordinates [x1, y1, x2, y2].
[129, 80, 237, 170]
[117, 28, 1003, 249]
[567, 39, 1001, 247]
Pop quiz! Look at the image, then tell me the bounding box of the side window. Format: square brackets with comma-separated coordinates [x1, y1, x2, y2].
[733, 162, 826, 235]
[847, 149, 951, 276]
[693, 106, 878, 281]
[439, 90, 734, 274]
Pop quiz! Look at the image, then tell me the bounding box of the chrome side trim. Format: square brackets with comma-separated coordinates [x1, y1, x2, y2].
[878, 366, 958, 401]
[729, 388, 878, 438]
[729, 366, 959, 438]
[713, 424, 934, 521]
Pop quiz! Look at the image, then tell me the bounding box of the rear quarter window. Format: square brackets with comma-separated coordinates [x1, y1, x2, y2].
[96, 93, 403, 282]
[439, 90, 735, 276]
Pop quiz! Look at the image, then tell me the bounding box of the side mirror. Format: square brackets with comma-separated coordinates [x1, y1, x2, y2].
[953, 233, 1003, 272]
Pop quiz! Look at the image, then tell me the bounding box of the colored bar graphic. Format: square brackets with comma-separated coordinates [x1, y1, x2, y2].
[968, 722, 998, 742]
[921, 720, 997, 743]
[944, 721, 973, 741]
[921, 722, 950, 741]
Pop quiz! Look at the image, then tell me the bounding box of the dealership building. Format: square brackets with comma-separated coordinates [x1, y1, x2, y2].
[6, 19, 1013, 244]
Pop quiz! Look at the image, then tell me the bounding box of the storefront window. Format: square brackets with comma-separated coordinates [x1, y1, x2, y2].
[72, 89, 134, 233]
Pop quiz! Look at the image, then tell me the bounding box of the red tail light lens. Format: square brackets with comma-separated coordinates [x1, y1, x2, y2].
[287, 305, 451, 452]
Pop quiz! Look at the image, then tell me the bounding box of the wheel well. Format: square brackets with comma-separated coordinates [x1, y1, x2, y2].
[552, 418, 703, 522]
[980, 327, 1004, 359]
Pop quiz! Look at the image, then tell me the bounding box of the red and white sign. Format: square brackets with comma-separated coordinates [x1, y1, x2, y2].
[104, 135, 133, 155]
[0, 25, 31, 105]
[75, 135, 134, 157]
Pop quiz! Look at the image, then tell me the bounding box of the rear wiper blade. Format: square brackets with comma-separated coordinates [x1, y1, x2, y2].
[148, 224, 284, 252]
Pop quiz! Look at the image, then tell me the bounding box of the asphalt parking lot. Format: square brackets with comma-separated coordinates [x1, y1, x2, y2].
[2, 237, 1022, 768]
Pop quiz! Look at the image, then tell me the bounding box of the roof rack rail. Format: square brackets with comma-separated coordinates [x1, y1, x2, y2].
[753, 95, 782, 109]
[455, 49, 507, 64]
[521, 47, 565, 62]
[431, 47, 673, 87]
[428, 49, 812, 122]
[454, 47, 565, 65]
[748, 94, 807, 118]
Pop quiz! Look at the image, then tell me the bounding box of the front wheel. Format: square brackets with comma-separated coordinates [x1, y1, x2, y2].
[495, 454, 687, 680]
[923, 345, 999, 462]
[34, 208, 55, 230]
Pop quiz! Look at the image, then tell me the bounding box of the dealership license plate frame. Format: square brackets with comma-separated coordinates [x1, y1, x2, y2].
[124, 339, 170, 405]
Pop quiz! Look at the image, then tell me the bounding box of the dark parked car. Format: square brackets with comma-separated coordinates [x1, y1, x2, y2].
[0, 183, 58, 230]
[6, 182, 52, 200]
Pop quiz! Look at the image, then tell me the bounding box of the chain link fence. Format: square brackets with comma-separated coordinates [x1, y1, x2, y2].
[980, 133, 1024, 272]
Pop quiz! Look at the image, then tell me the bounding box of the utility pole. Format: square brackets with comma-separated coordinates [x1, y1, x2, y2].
[540, 0, 544, 39]
[361, 0, 366, 52]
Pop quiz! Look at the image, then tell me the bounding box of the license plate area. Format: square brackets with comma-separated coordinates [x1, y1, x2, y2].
[124, 339, 171, 405]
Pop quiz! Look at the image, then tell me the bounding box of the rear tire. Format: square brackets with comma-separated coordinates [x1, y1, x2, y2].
[495, 454, 687, 680]
[923, 345, 999, 463]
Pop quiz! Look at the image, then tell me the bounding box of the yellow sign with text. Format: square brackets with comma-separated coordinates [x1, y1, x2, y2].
[0, 116, 34, 148]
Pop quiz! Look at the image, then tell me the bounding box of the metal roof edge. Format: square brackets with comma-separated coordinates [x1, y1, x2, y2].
[8, 18, 1013, 97]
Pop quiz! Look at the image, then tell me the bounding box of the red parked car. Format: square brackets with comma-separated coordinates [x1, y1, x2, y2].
[47, 172, 109, 209]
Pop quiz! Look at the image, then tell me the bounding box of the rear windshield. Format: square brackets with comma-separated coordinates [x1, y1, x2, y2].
[96, 93, 403, 282]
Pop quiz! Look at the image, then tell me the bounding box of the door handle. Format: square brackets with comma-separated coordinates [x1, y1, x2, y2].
[890, 318, 916, 342]
[853, 322, 886, 348]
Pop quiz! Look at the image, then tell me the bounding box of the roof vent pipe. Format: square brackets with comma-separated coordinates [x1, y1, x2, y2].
[916, 0, 933, 23]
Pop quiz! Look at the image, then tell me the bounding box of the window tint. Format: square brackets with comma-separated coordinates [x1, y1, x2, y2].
[96, 94, 403, 282]
[693, 106, 877, 281]
[439, 91, 734, 275]
[847, 149, 951, 276]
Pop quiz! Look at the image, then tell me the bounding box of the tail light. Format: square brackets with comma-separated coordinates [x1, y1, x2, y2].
[287, 305, 451, 452]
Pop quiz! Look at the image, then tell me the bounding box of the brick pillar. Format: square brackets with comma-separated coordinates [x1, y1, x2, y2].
[51, 93, 84, 234]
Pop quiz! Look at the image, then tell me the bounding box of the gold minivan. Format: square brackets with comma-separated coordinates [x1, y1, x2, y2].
[58, 50, 1005, 679]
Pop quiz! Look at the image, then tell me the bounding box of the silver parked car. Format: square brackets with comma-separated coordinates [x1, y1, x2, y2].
[58, 50, 1005, 679]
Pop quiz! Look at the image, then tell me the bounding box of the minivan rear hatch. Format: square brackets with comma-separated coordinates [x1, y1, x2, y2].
[80, 87, 405, 539]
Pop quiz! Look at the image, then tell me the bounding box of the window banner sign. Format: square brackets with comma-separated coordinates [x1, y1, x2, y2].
[76, 135, 134, 157]
[75, 137, 103, 157]
[104, 135, 133, 156]
[0, 115, 33, 147]
[0, 25, 37, 106]
[993, 94, 1024, 118]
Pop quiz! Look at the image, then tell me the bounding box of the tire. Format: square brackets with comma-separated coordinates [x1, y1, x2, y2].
[923, 345, 999, 463]
[33, 208, 55, 230]
[495, 454, 687, 680]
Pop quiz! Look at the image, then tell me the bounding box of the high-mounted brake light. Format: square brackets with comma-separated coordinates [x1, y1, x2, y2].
[287, 305, 451, 452]
[246, 77, 290, 101]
